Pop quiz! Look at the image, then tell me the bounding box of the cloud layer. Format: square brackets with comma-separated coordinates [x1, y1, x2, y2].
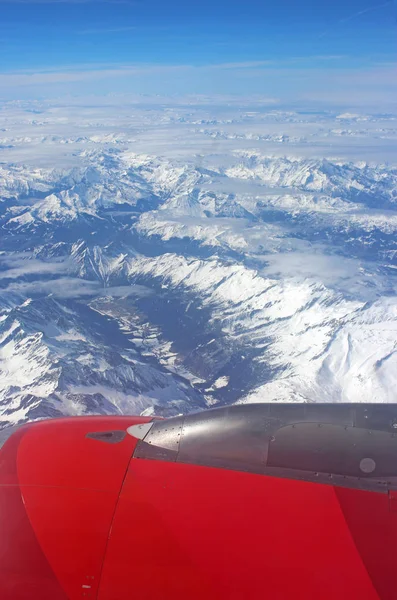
[0, 60, 395, 110]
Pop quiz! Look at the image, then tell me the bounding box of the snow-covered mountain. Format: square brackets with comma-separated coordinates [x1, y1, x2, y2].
[1, 101, 396, 427]
[0, 294, 207, 427]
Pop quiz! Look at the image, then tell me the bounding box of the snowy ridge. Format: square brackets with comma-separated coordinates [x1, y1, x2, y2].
[227, 152, 397, 206]
[0, 295, 206, 427]
[125, 253, 396, 403]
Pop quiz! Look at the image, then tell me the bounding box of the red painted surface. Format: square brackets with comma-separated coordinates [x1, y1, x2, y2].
[0, 426, 67, 600]
[0, 416, 151, 600]
[16, 416, 151, 490]
[0, 415, 395, 600]
[99, 459, 381, 600]
[336, 487, 397, 600]
[389, 490, 397, 513]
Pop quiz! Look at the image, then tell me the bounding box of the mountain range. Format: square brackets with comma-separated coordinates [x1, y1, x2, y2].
[1, 102, 396, 427]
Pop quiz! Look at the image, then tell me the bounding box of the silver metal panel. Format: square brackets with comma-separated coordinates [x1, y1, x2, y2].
[132, 403, 397, 492]
[134, 416, 184, 462]
[267, 423, 397, 478]
[178, 405, 281, 469]
[269, 403, 355, 426]
[127, 422, 154, 440]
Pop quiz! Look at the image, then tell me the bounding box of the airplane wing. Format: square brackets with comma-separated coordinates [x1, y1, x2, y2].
[1, 403, 396, 600]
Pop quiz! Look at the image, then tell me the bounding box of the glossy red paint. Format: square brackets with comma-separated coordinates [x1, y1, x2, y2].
[0, 416, 151, 600]
[0, 414, 394, 600]
[336, 487, 397, 600]
[16, 416, 151, 490]
[0, 425, 67, 600]
[99, 458, 381, 600]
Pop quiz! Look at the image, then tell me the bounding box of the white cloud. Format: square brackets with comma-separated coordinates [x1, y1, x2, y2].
[0, 64, 191, 87]
[0, 258, 69, 279]
[0, 253, 78, 275]
[0, 60, 395, 111]
[3, 278, 101, 298]
[0, 61, 281, 88]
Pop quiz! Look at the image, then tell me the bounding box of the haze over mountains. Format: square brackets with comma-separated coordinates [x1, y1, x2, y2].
[0, 98, 396, 427]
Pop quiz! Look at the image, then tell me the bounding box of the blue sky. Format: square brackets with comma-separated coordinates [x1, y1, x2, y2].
[0, 0, 395, 104]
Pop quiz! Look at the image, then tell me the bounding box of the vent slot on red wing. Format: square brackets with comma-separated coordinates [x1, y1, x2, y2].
[86, 431, 126, 444]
